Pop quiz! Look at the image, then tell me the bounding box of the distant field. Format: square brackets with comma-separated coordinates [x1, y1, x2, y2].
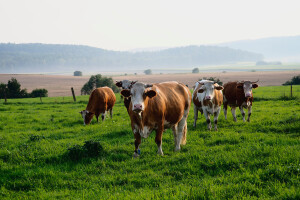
[0, 70, 299, 97]
[0, 86, 299, 199]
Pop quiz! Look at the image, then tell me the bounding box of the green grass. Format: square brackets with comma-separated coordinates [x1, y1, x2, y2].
[0, 87, 300, 199]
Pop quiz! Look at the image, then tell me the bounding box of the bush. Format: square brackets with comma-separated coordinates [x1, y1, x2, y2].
[192, 68, 199, 73]
[282, 75, 300, 85]
[144, 69, 152, 75]
[200, 77, 223, 86]
[31, 89, 48, 98]
[81, 74, 119, 95]
[74, 71, 83, 76]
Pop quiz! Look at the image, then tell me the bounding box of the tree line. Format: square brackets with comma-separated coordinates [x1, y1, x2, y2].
[0, 43, 263, 73]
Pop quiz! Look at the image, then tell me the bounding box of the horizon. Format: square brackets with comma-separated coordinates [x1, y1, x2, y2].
[1, 0, 300, 51]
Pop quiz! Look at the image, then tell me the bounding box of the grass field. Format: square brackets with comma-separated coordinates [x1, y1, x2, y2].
[0, 86, 300, 199]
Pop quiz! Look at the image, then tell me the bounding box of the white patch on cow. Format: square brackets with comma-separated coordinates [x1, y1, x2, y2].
[139, 126, 152, 138]
[242, 101, 251, 107]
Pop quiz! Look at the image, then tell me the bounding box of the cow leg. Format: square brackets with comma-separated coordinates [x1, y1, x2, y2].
[231, 107, 237, 122]
[247, 106, 252, 122]
[96, 115, 99, 123]
[203, 109, 211, 131]
[110, 108, 113, 119]
[213, 108, 221, 131]
[155, 124, 164, 155]
[133, 132, 141, 158]
[193, 105, 198, 127]
[223, 102, 228, 120]
[172, 125, 178, 148]
[239, 106, 246, 122]
[101, 113, 105, 121]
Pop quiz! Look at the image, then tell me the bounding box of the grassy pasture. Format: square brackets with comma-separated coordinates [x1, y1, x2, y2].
[0, 86, 299, 199]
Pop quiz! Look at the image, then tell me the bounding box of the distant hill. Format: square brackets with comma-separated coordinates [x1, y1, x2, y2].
[218, 35, 300, 62]
[0, 43, 263, 73]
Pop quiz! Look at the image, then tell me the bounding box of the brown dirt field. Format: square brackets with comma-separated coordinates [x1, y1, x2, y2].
[0, 71, 298, 97]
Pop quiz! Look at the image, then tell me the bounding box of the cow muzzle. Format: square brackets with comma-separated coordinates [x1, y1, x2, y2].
[205, 96, 211, 100]
[245, 92, 251, 98]
[133, 104, 143, 113]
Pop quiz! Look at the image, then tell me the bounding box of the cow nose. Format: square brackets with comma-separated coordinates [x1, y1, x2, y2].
[205, 96, 211, 100]
[245, 93, 251, 97]
[133, 104, 143, 111]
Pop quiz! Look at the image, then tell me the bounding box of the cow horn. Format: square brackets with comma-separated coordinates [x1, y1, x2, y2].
[144, 84, 153, 88]
[252, 79, 259, 83]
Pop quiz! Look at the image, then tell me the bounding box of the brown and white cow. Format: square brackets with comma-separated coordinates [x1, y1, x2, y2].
[80, 87, 116, 125]
[223, 81, 259, 122]
[115, 80, 137, 110]
[120, 81, 191, 157]
[192, 80, 223, 131]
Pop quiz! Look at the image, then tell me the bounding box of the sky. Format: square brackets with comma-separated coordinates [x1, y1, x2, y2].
[0, 0, 299, 51]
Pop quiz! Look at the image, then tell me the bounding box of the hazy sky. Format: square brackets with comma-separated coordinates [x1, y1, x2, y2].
[0, 0, 299, 51]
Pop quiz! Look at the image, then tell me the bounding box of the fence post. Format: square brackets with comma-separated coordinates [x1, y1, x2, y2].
[291, 84, 293, 98]
[71, 87, 76, 102]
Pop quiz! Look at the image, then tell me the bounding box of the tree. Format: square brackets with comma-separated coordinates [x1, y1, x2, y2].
[81, 74, 119, 95]
[7, 77, 22, 98]
[74, 71, 83, 76]
[192, 68, 199, 73]
[31, 89, 48, 97]
[283, 75, 300, 85]
[144, 69, 152, 75]
[0, 83, 7, 100]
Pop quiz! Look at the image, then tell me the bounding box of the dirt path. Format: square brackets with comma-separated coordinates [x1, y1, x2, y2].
[0, 71, 298, 97]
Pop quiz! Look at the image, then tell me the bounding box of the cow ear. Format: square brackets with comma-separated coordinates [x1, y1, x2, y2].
[115, 81, 122, 87]
[215, 86, 224, 90]
[198, 89, 204, 93]
[121, 89, 131, 97]
[252, 84, 259, 89]
[237, 85, 243, 89]
[145, 90, 156, 98]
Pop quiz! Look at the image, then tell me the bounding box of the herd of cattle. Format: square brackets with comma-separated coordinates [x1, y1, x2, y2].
[80, 79, 259, 157]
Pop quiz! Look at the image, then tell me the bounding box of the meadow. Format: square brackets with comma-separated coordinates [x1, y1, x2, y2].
[0, 86, 299, 199]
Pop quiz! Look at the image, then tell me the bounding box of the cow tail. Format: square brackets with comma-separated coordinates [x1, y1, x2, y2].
[181, 121, 187, 145]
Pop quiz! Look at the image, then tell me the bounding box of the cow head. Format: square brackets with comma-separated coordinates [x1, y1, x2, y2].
[198, 81, 223, 100]
[115, 80, 137, 89]
[79, 110, 94, 125]
[120, 82, 156, 113]
[237, 80, 259, 98]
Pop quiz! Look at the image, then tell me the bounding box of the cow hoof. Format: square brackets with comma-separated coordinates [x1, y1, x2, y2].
[133, 152, 140, 158]
[234, 118, 237, 122]
[174, 147, 180, 152]
[157, 151, 164, 156]
[214, 128, 218, 131]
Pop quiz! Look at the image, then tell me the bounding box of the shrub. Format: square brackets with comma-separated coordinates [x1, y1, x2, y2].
[282, 75, 300, 85]
[74, 71, 83, 76]
[144, 69, 152, 75]
[31, 89, 48, 98]
[81, 74, 119, 95]
[192, 68, 199, 73]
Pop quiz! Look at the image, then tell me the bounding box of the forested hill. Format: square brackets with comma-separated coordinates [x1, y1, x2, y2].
[0, 43, 263, 73]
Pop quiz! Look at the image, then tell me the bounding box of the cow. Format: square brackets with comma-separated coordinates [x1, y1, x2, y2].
[115, 80, 137, 110]
[80, 87, 116, 125]
[192, 80, 224, 131]
[120, 81, 191, 157]
[223, 80, 259, 122]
